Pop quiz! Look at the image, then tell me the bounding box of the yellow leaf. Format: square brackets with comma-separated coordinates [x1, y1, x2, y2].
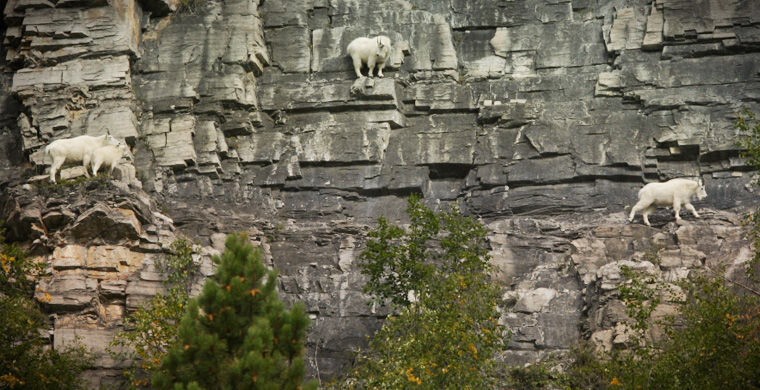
[405, 367, 423, 385]
[0, 255, 14, 274]
[468, 343, 478, 356]
[0, 374, 24, 387]
[38, 292, 53, 303]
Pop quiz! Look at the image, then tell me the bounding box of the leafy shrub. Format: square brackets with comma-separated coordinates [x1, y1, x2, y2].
[0, 229, 91, 389]
[738, 108, 760, 279]
[336, 195, 507, 389]
[176, 0, 205, 14]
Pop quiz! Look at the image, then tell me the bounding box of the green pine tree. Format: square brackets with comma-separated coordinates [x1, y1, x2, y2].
[152, 233, 316, 390]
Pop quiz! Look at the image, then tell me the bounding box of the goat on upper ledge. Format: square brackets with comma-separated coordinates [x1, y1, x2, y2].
[347, 35, 392, 79]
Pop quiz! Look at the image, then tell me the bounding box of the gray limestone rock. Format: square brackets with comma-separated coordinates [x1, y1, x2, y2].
[514, 287, 557, 313]
[69, 204, 143, 243]
[36, 274, 98, 311]
[3, 0, 760, 386]
[54, 328, 126, 368]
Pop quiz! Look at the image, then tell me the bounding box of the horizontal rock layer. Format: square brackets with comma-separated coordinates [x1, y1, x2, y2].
[2, 0, 760, 386]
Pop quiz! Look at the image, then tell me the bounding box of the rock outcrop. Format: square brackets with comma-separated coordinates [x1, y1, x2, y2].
[2, 0, 760, 386]
[0, 179, 213, 387]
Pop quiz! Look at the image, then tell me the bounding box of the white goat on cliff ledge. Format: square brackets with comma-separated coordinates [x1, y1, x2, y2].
[628, 178, 707, 226]
[347, 35, 392, 79]
[89, 143, 130, 178]
[45, 134, 121, 183]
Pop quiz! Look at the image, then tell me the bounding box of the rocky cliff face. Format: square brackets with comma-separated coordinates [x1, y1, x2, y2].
[2, 0, 760, 386]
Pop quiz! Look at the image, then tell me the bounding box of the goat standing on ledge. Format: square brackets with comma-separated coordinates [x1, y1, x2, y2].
[628, 178, 707, 226]
[347, 35, 392, 79]
[89, 143, 130, 178]
[44, 134, 121, 183]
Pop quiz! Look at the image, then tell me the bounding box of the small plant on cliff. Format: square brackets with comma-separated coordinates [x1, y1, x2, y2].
[37, 174, 111, 195]
[617, 265, 665, 341]
[110, 237, 199, 389]
[152, 233, 316, 390]
[507, 265, 760, 389]
[0, 229, 91, 389]
[738, 108, 760, 279]
[737, 109, 760, 185]
[581, 271, 760, 389]
[335, 195, 506, 389]
[176, 0, 205, 14]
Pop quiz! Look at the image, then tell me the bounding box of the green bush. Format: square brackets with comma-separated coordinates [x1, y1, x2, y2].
[336, 195, 506, 389]
[737, 109, 760, 186]
[738, 109, 760, 279]
[176, 0, 205, 14]
[0, 229, 91, 389]
[580, 272, 759, 389]
[507, 271, 760, 389]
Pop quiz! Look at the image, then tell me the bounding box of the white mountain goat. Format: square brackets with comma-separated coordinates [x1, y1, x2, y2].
[89, 143, 130, 178]
[347, 35, 392, 78]
[628, 178, 707, 226]
[44, 134, 121, 183]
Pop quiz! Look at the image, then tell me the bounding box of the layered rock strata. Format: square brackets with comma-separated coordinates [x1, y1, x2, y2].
[2, 0, 760, 385]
